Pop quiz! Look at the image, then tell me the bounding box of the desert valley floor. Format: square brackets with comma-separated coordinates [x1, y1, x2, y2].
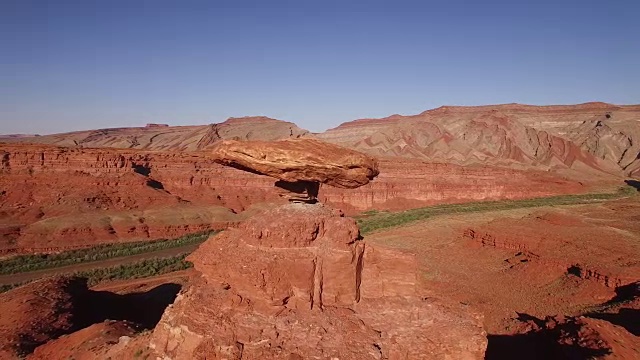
[0, 103, 639, 359]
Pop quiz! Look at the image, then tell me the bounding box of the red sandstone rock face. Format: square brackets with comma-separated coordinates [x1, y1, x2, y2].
[550, 317, 640, 359]
[149, 204, 487, 359]
[27, 320, 138, 360]
[0, 143, 591, 252]
[0, 144, 242, 254]
[0, 105, 632, 252]
[320, 158, 589, 213]
[210, 139, 379, 188]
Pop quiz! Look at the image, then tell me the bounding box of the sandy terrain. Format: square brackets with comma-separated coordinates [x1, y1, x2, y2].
[365, 197, 640, 336]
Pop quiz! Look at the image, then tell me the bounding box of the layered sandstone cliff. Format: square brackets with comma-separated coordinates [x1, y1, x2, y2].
[0, 144, 244, 254]
[149, 203, 488, 359]
[0, 143, 588, 252]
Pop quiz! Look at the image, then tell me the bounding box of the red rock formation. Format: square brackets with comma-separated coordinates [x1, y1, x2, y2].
[27, 320, 139, 360]
[0, 143, 592, 252]
[150, 203, 487, 359]
[0, 275, 187, 359]
[320, 158, 589, 213]
[0, 277, 85, 358]
[509, 315, 640, 359]
[4, 103, 640, 176]
[0, 144, 241, 254]
[210, 139, 379, 188]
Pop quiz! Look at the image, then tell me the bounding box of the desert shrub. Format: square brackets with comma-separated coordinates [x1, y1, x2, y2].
[0, 282, 24, 293]
[0, 254, 194, 293]
[75, 253, 193, 286]
[0, 231, 215, 275]
[357, 186, 636, 234]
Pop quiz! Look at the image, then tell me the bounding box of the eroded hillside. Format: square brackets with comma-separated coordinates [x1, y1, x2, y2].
[317, 103, 640, 177]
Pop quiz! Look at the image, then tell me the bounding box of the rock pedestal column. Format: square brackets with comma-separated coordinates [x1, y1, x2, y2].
[150, 203, 487, 359]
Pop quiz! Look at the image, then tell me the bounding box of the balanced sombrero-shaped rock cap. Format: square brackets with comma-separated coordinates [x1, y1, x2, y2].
[209, 139, 379, 188]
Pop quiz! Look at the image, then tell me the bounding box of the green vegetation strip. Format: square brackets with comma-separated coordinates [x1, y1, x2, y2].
[1, 186, 636, 293]
[0, 253, 193, 293]
[79, 253, 193, 287]
[357, 186, 637, 235]
[0, 231, 215, 275]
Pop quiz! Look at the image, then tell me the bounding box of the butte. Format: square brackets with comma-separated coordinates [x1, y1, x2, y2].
[149, 139, 487, 359]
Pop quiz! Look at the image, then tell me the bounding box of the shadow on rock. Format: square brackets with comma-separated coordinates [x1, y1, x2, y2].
[624, 179, 640, 191]
[588, 308, 640, 336]
[485, 333, 554, 360]
[485, 312, 615, 360]
[603, 281, 639, 304]
[585, 281, 640, 336]
[0, 277, 181, 357]
[76, 283, 182, 329]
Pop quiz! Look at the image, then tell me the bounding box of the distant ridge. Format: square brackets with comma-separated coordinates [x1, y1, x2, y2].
[1, 116, 310, 151]
[317, 102, 640, 178]
[0, 134, 40, 138]
[2, 103, 640, 177]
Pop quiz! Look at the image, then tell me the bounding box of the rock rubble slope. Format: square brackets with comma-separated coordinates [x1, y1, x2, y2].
[150, 203, 487, 359]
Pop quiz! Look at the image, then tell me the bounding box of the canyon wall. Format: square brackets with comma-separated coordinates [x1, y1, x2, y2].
[1, 143, 588, 252]
[320, 158, 588, 213]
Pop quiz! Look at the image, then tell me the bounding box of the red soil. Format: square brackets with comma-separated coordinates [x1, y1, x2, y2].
[366, 197, 640, 358]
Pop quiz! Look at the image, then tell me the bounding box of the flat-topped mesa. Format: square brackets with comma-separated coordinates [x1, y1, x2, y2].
[209, 138, 379, 202]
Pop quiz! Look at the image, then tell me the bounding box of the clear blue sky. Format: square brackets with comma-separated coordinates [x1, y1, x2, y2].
[1, 0, 639, 134]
